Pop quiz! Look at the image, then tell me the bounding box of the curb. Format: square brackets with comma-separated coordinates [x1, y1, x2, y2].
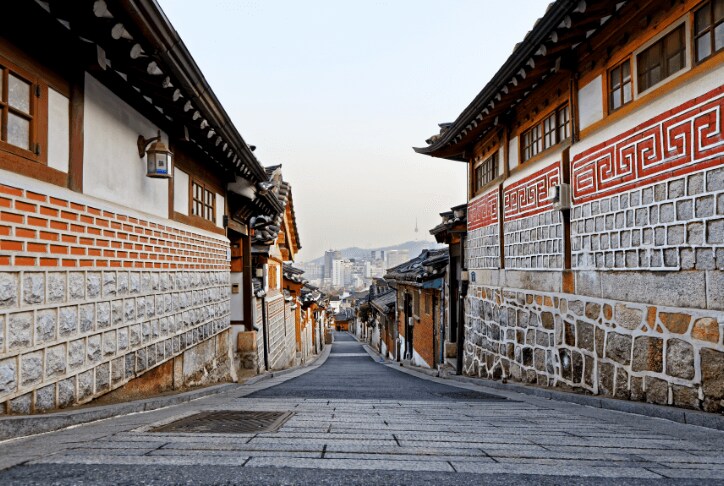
[0, 382, 235, 442]
[360, 336, 724, 432]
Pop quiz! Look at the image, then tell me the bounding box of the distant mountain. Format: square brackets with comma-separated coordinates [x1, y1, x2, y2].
[303, 240, 444, 265]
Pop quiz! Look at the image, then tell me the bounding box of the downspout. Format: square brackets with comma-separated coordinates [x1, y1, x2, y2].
[261, 294, 269, 371]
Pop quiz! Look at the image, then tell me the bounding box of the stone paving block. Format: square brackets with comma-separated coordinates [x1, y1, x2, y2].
[450, 462, 662, 477]
[32, 454, 249, 466]
[648, 468, 724, 479]
[244, 457, 454, 472]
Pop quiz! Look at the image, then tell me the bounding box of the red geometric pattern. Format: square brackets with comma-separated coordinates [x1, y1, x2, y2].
[468, 188, 498, 230]
[503, 162, 560, 221]
[572, 85, 724, 203]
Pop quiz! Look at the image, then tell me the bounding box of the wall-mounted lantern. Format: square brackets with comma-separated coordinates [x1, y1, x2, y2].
[138, 130, 173, 178]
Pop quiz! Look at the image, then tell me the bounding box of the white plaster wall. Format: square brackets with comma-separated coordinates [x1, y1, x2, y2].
[578, 75, 603, 130]
[174, 168, 189, 216]
[503, 150, 561, 187]
[47, 88, 69, 173]
[508, 136, 519, 171]
[216, 193, 225, 228]
[82, 73, 168, 218]
[572, 63, 724, 157]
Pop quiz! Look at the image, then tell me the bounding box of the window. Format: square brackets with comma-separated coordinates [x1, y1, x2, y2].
[608, 59, 632, 111]
[413, 292, 420, 317]
[191, 180, 215, 222]
[474, 152, 498, 192]
[521, 104, 570, 162]
[0, 58, 38, 155]
[637, 24, 686, 92]
[522, 124, 542, 161]
[694, 0, 724, 62]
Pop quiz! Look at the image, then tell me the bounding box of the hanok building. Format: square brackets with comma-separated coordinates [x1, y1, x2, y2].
[0, 0, 283, 413]
[417, 0, 724, 411]
[429, 204, 468, 373]
[385, 249, 449, 368]
[249, 166, 301, 372]
[300, 283, 327, 356]
[367, 279, 397, 360]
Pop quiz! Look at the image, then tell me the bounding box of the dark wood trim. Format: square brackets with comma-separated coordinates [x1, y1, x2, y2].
[561, 147, 572, 271]
[498, 183, 505, 270]
[0, 151, 67, 186]
[68, 71, 84, 193]
[172, 211, 225, 235]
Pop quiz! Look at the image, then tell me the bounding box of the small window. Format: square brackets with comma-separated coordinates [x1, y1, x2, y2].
[637, 24, 686, 92]
[608, 59, 633, 111]
[522, 124, 542, 161]
[0, 59, 38, 154]
[694, 0, 724, 63]
[521, 104, 570, 162]
[191, 180, 215, 222]
[474, 152, 498, 192]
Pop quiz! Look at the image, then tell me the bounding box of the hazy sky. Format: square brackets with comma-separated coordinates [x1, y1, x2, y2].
[158, 0, 550, 262]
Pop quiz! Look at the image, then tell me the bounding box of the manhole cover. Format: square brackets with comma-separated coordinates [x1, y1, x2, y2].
[436, 391, 508, 400]
[151, 411, 293, 433]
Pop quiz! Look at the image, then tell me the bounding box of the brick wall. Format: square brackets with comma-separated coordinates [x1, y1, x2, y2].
[0, 179, 231, 413]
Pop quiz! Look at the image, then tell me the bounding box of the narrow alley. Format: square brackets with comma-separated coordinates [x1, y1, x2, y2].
[0, 331, 722, 485]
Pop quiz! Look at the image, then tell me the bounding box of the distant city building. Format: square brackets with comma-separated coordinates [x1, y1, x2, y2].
[324, 250, 341, 279]
[386, 249, 409, 270]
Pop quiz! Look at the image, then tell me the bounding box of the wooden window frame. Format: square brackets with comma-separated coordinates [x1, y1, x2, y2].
[0, 52, 46, 165]
[520, 103, 570, 163]
[607, 58, 633, 112]
[190, 178, 216, 224]
[634, 19, 689, 96]
[694, 0, 724, 63]
[473, 151, 498, 194]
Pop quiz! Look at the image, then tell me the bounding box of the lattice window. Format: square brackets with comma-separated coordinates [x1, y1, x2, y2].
[474, 152, 498, 193]
[694, 0, 724, 63]
[192, 180, 215, 223]
[637, 24, 686, 92]
[608, 59, 632, 111]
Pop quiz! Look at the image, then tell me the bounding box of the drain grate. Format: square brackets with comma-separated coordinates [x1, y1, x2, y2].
[151, 411, 293, 434]
[436, 391, 509, 401]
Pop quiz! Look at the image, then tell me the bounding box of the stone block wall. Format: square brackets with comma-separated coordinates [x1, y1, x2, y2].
[503, 162, 563, 270]
[467, 189, 500, 270]
[464, 286, 723, 412]
[0, 181, 231, 413]
[463, 85, 724, 413]
[265, 293, 294, 371]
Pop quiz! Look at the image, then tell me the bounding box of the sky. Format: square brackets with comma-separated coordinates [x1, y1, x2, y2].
[158, 0, 551, 262]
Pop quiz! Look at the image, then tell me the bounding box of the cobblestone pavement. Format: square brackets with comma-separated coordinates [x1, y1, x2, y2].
[0, 332, 722, 485]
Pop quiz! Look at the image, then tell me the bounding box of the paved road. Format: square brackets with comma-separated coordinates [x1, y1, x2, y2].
[0, 331, 722, 485]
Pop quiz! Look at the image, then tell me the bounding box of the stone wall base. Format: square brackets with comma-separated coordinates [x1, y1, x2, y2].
[464, 285, 723, 413]
[34, 329, 232, 411]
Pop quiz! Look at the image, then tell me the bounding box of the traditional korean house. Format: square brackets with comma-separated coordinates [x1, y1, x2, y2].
[334, 308, 354, 332]
[368, 279, 397, 360]
[300, 283, 327, 356]
[249, 166, 301, 372]
[385, 249, 449, 369]
[0, 0, 282, 413]
[430, 204, 468, 373]
[416, 0, 724, 411]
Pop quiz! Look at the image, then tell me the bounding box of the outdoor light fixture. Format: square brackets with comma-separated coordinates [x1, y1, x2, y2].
[138, 130, 173, 178]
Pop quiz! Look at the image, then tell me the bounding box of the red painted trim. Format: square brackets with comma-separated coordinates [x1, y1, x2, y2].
[468, 187, 499, 230]
[572, 85, 724, 203]
[503, 162, 560, 221]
